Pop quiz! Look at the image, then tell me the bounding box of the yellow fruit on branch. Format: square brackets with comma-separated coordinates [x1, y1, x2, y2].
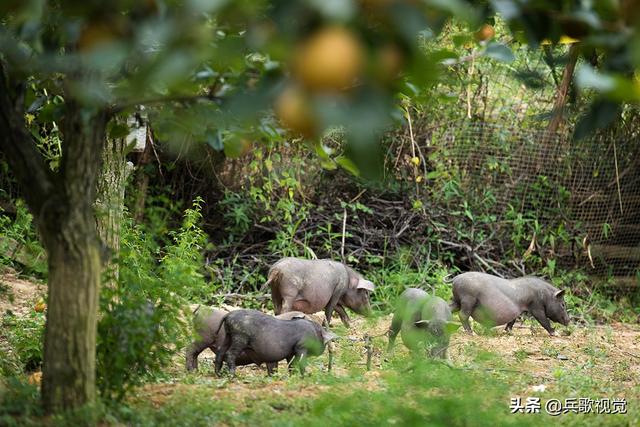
[293, 26, 365, 92]
[274, 85, 317, 138]
[474, 24, 495, 42]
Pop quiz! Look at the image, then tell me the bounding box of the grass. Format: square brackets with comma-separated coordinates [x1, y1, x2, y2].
[3, 315, 638, 426]
[1, 269, 639, 426]
[122, 318, 638, 427]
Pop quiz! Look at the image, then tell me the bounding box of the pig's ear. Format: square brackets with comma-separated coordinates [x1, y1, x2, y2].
[322, 330, 339, 344]
[554, 289, 565, 298]
[445, 321, 460, 335]
[357, 279, 375, 292]
[415, 319, 430, 329]
[347, 267, 359, 288]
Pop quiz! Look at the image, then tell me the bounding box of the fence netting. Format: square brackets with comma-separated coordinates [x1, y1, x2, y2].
[427, 119, 640, 283]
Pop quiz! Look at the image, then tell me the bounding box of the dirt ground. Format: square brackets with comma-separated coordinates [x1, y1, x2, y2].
[145, 311, 640, 408]
[0, 269, 45, 317]
[2, 271, 639, 412]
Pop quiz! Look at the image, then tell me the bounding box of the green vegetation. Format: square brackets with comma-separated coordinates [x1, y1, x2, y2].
[2, 321, 638, 426]
[1, 0, 639, 424]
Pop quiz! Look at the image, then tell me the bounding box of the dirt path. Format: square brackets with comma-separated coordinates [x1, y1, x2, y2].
[2, 272, 638, 414]
[145, 313, 640, 409]
[0, 269, 45, 317]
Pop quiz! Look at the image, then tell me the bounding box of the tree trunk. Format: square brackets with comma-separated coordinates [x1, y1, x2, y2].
[547, 43, 580, 135]
[1, 66, 108, 412]
[95, 134, 130, 286]
[38, 104, 107, 413]
[40, 216, 102, 412]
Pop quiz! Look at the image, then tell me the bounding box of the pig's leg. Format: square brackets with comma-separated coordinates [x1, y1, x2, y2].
[387, 312, 402, 352]
[325, 293, 343, 327]
[430, 345, 446, 359]
[271, 286, 283, 315]
[266, 362, 278, 376]
[458, 296, 477, 334]
[293, 347, 308, 376]
[529, 306, 555, 335]
[286, 355, 295, 374]
[225, 335, 249, 377]
[324, 306, 334, 327]
[215, 334, 231, 376]
[449, 293, 461, 313]
[335, 305, 351, 328]
[224, 353, 237, 377]
[278, 278, 299, 314]
[186, 340, 209, 371]
[504, 319, 516, 333]
[281, 297, 295, 314]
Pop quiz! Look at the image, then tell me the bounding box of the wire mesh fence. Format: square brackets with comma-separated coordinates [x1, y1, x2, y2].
[428, 119, 640, 283]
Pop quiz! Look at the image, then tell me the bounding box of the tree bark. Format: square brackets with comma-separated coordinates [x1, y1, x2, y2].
[95, 133, 130, 286]
[39, 101, 107, 413]
[0, 65, 107, 413]
[40, 215, 102, 412]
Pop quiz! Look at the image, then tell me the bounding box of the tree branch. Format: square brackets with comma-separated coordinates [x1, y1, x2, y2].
[110, 93, 223, 114]
[0, 61, 57, 214]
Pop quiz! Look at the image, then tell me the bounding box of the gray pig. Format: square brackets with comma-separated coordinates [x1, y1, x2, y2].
[214, 309, 336, 376]
[185, 306, 310, 373]
[450, 272, 570, 335]
[267, 257, 375, 327]
[388, 288, 458, 358]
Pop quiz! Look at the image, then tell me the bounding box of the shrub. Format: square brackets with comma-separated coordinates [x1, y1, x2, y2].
[0, 311, 45, 376]
[96, 199, 208, 401]
[0, 200, 46, 277]
[0, 377, 43, 423]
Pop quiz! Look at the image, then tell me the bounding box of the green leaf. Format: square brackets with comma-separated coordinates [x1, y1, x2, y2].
[26, 96, 46, 113]
[205, 129, 224, 151]
[575, 65, 615, 92]
[314, 142, 333, 160]
[320, 160, 338, 171]
[452, 33, 473, 47]
[514, 70, 546, 89]
[335, 156, 359, 176]
[108, 123, 130, 140]
[574, 100, 621, 140]
[37, 102, 64, 123]
[484, 42, 515, 63]
[222, 134, 247, 158]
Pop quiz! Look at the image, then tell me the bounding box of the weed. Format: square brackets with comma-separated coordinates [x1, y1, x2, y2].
[0, 201, 46, 278]
[0, 311, 45, 375]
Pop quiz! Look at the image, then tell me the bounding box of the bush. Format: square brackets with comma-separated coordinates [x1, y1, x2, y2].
[368, 251, 453, 312]
[0, 200, 46, 277]
[0, 377, 42, 424]
[96, 199, 209, 401]
[0, 311, 45, 376]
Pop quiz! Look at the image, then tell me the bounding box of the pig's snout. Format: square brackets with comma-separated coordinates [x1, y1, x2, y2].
[360, 302, 372, 316]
